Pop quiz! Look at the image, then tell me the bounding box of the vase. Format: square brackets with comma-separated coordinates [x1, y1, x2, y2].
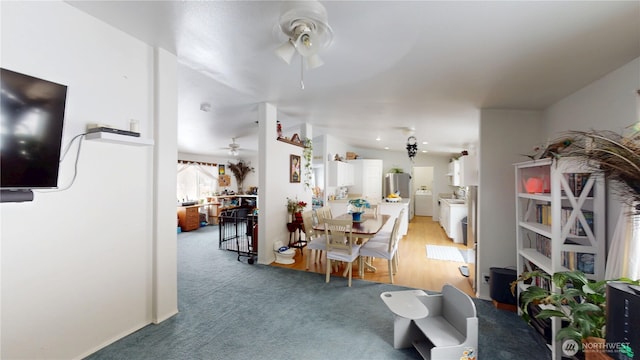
[351, 212, 362, 222]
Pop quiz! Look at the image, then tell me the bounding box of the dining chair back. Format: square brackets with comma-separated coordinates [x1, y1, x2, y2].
[315, 206, 332, 224]
[364, 204, 379, 217]
[301, 210, 326, 269]
[323, 218, 361, 287]
[359, 216, 401, 284]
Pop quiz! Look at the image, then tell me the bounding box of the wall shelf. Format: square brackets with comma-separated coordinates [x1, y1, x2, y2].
[277, 137, 305, 148]
[86, 131, 154, 146]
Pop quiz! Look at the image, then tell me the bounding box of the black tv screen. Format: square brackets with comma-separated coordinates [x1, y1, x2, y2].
[1, 68, 67, 189]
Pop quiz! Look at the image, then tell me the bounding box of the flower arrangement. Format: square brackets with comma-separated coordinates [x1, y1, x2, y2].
[347, 198, 370, 213]
[286, 197, 307, 214]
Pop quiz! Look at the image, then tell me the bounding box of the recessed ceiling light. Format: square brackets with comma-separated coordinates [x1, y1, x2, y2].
[422, 150, 428, 153]
[376, 136, 381, 141]
[384, 146, 389, 150]
[422, 141, 428, 145]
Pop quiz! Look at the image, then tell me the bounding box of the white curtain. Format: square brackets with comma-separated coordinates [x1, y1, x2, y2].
[176, 163, 219, 201]
[605, 204, 640, 280]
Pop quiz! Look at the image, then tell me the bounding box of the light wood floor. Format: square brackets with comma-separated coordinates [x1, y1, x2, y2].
[272, 215, 476, 297]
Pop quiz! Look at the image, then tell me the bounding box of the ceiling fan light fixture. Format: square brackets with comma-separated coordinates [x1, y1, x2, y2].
[275, 39, 296, 64]
[304, 53, 324, 69]
[275, 1, 333, 69]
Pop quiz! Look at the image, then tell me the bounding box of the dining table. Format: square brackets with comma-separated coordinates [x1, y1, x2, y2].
[313, 213, 391, 276]
[312, 213, 391, 245]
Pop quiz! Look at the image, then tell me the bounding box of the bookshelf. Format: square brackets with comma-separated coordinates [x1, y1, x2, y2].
[514, 158, 605, 359]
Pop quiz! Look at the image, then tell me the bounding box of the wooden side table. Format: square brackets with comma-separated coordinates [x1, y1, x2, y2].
[286, 221, 307, 256]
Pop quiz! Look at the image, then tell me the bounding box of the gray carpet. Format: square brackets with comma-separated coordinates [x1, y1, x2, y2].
[86, 225, 550, 360]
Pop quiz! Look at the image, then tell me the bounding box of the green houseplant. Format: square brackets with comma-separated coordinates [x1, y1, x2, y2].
[511, 270, 639, 357]
[302, 138, 313, 189]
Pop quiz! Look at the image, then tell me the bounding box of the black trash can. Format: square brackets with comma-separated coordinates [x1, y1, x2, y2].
[461, 217, 468, 245]
[489, 267, 517, 305]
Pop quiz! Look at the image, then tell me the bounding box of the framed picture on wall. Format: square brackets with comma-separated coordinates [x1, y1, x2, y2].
[290, 154, 301, 183]
[218, 164, 225, 175]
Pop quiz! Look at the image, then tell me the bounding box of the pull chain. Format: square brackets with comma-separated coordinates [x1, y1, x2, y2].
[300, 57, 305, 90]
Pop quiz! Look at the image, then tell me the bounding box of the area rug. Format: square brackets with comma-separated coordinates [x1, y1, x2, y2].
[426, 245, 465, 262]
[460, 248, 475, 263]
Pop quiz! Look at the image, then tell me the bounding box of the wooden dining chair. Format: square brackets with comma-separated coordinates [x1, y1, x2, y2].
[315, 206, 332, 225]
[358, 216, 401, 283]
[301, 209, 326, 269]
[323, 218, 361, 287]
[364, 204, 379, 218]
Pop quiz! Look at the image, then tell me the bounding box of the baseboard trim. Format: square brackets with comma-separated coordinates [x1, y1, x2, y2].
[154, 309, 179, 324]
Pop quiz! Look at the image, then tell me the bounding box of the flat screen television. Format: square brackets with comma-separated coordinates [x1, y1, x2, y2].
[1, 68, 67, 190]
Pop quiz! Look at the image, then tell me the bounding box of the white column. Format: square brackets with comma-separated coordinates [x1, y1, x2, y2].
[152, 47, 179, 323]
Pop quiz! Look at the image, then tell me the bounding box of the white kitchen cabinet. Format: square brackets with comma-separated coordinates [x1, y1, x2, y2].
[328, 161, 354, 187]
[348, 159, 383, 201]
[459, 155, 478, 186]
[439, 199, 467, 243]
[447, 160, 460, 186]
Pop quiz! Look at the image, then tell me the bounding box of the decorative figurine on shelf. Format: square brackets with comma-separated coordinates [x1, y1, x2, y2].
[277, 120, 282, 138]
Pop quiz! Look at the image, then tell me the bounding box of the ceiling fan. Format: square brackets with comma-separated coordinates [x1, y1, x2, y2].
[274, 1, 333, 70]
[227, 138, 240, 156]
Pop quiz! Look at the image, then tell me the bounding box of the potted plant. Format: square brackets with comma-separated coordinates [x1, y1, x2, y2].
[511, 270, 639, 359]
[227, 160, 254, 194]
[347, 198, 370, 222]
[302, 138, 313, 189]
[286, 197, 307, 222]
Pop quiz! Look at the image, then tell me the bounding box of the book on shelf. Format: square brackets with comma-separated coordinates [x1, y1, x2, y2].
[560, 208, 594, 236]
[563, 173, 594, 197]
[535, 234, 551, 258]
[561, 251, 595, 274]
[535, 204, 552, 225]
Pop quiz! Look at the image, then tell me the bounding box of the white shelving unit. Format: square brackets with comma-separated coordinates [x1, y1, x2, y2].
[514, 158, 605, 360]
[85, 131, 154, 146]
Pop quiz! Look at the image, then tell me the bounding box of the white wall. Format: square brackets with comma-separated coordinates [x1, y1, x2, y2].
[1, 2, 177, 358]
[544, 57, 640, 240]
[477, 109, 543, 299]
[258, 103, 311, 264]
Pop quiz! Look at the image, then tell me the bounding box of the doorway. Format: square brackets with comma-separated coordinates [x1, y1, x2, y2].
[412, 166, 434, 217]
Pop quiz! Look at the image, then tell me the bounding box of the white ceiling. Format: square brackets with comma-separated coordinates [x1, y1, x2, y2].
[67, 1, 640, 157]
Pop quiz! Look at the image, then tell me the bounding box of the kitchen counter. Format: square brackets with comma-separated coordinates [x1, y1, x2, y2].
[439, 199, 467, 243]
[440, 198, 466, 206]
